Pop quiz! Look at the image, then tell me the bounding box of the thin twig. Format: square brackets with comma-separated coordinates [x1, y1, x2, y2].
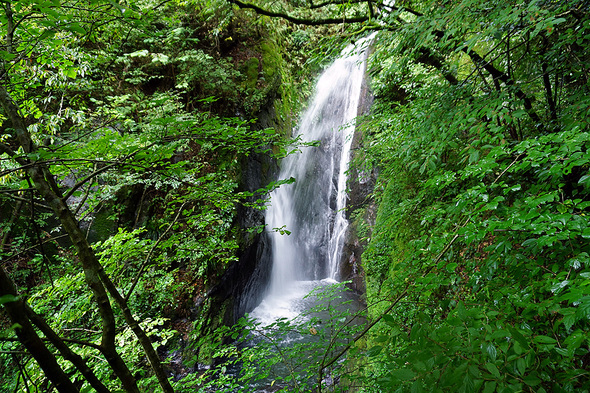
[254, 328, 301, 391]
[124, 202, 186, 301]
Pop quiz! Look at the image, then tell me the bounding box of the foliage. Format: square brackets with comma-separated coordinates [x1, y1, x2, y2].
[2, 0, 588, 391]
[175, 282, 366, 392]
[355, 0, 590, 391]
[0, 0, 311, 391]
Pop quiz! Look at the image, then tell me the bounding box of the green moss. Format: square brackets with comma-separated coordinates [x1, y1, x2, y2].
[259, 41, 281, 81]
[362, 172, 422, 322]
[256, 34, 306, 136]
[241, 57, 259, 89]
[188, 296, 234, 366]
[88, 209, 116, 243]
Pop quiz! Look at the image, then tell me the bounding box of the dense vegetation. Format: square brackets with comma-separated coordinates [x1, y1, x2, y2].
[1, 0, 589, 392]
[359, 0, 590, 391]
[0, 1, 313, 391]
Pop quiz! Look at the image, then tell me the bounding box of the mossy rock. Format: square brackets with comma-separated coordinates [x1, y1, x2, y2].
[87, 209, 117, 243]
[241, 57, 260, 89]
[259, 41, 282, 81]
[189, 296, 234, 366]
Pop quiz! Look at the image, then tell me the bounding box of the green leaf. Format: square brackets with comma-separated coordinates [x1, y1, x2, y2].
[533, 335, 557, 344]
[128, 49, 149, 58]
[0, 294, 18, 305]
[486, 343, 497, 361]
[522, 238, 537, 248]
[534, 193, 556, 205]
[512, 109, 527, 119]
[374, 334, 389, 343]
[66, 22, 86, 34]
[391, 368, 415, 381]
[0, 50, 16, 61]
[485, 363, 501, 379]
[567, 253, 587, 269]
[523, 375, 541, 386]
[367, 345, 383, 357]
[550, 280, 569, 294]
[411, 379, 424, 393]
[516, 358, 526, 375]
[564, 331, 585, 353]
[461, 373, 475, 392]
[382, 314, 397, 327]
[446, 262, 458, 273]
[562, 312, 576, 331]
[483, 381, 497, 393]
[576, 296, 590, 319]
[65, 66, 78, 79]
[456, 301, 467, 321]
[578, 174, 590, 186]
[507, 327, 530, 350]
[152, 53, 170, 64]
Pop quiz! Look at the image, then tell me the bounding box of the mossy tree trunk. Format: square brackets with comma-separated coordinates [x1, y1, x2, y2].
[0, 267, 80, 393]
[0, 81, 178, 393]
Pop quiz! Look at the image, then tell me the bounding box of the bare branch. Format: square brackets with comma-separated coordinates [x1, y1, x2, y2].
[228, 0, 370, 25]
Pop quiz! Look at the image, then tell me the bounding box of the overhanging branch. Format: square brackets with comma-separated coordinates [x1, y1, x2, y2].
[228, 0, 370, 25]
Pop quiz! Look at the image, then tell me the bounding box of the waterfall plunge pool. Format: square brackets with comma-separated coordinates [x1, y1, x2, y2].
[240, 280, 366, 393]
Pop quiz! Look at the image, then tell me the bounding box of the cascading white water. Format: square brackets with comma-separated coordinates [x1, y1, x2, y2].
[250, 36, 373, 324]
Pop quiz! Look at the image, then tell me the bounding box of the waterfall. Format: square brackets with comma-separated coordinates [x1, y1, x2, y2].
[250, 35, 373, 324]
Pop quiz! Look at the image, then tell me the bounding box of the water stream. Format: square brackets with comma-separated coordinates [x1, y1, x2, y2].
[250, 36, 373, 325]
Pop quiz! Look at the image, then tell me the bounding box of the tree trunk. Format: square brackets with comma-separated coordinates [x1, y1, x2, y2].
[0, 267, 80, 393]
[0, 86, 141, 393]
[25, 305, 113, 393]
[100, 271, 175, 393]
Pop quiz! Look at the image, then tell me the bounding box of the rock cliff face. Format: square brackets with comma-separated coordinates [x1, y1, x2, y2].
[338, 71, 377, 293]
[208, 150, 278, 322]
[187, 130, 280, 368]
[187, 26, 297, 332]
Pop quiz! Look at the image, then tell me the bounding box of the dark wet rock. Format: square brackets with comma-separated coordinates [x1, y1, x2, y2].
[337, 66, 376, 293]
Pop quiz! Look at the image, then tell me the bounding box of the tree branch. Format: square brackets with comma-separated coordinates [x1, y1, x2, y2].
[0, 141, 27, 166]
[309, 0, 368, 9]
[228, 0, 370, 25]
[125, 202, 186, 301]
[415, 47, 458, 85]
[0, 336, 102, 351]
[24, 305, 112, 393]
[1, 198, 23, 250]
[0, 266, 80, 392]
[464, 48, 545, 132]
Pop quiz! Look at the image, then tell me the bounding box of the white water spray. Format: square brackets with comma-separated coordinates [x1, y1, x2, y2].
[250, 35, 373, 324]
